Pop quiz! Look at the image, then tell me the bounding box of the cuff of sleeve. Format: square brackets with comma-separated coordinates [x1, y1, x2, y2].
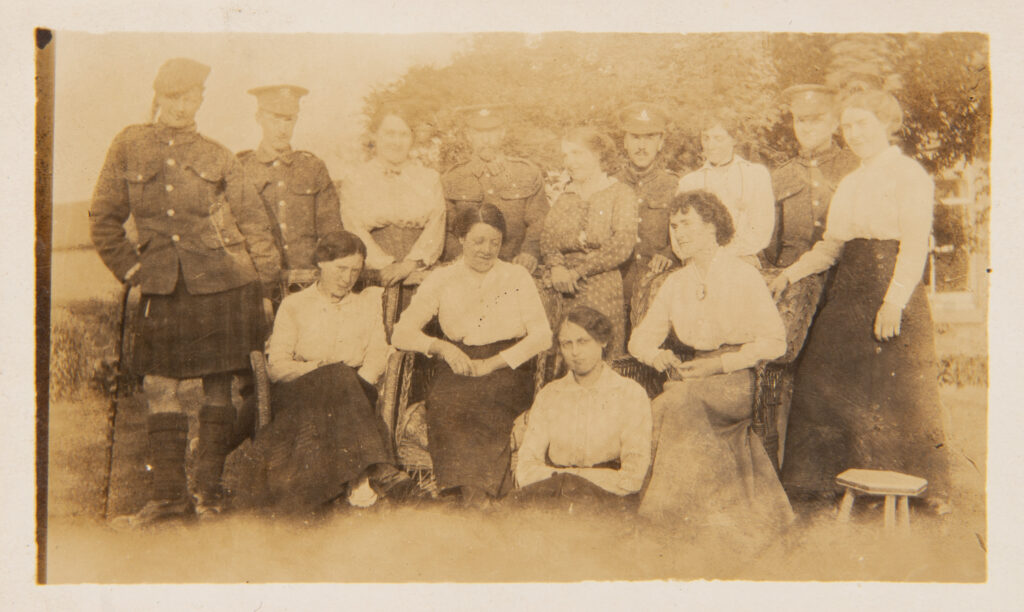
[546, 253, 566, 268]
[357, 366, 382, 387]
[414, 336, 438, 357]
[720, 352, 748, 374]
[571, 262, 588, 279]
[883, 284, 912, 310]
[366, 252, 396, 270]
[499, 344, 529, 370]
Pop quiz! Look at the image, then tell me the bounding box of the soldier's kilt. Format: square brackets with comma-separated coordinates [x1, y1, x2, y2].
[132, 272, 266, 379]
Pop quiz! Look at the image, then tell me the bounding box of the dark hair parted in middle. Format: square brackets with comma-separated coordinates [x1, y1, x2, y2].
[564, 126, 618, 174]
[670, 190, 736, 246]
[454, 202, 507, 241]
[562, 306, 615, 358]
[314, 230, 368, 265]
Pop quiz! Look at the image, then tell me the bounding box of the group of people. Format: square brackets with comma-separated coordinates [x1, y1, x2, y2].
[89, 57, 950, 530]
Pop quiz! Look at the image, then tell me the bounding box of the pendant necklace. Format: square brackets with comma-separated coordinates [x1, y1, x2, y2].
[692, 260, 709, 301]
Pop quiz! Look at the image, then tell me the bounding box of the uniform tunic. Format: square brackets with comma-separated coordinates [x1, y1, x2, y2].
[540, 179, 638, 357]
[768, 144, 859, 267]
[442, 155, 549, 262]
[89, 123, 281, 377]
[614, 164, 680, 305]
[238, 147, 343, 271]
[676, 156, 775, 260]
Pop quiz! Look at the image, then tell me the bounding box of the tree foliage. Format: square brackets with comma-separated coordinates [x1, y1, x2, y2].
[364, 33, 989, 177]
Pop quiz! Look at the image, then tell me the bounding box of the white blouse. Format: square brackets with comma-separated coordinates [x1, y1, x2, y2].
[628, 249, 786, 373]
[339, 158, 446, 270]
[391, 258, 553, 369]
[515, 364, 652, 495]
[783, 146, 934, 309]
[266, 284, 390, 385]
[676, 156, 776, 258]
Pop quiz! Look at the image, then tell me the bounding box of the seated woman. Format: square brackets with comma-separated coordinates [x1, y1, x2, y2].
[231, 231, 414, 513]
[540, 127, 638, 357]
[514, 306, 652, 512]
[392, 204, 553, 506]
[628, 190, 793, 531]
[340, 101, 446, 288]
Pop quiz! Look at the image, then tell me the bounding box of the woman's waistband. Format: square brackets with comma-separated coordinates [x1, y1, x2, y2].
[447, 337, 522, 359]
[671, 343, 743, 361]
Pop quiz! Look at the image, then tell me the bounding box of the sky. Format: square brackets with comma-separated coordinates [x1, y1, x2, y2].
[53, 31, 468, 204]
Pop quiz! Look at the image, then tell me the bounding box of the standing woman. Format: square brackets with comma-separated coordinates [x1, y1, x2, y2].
[628, 190, 793, 531]
[340, 101, 446, 288]
[392, 204, 553, 505]
[90, 59, 281, 523]
[676, 110, 775, 265]
[540, 127, 638, 357]
[770, 89, 950, 505]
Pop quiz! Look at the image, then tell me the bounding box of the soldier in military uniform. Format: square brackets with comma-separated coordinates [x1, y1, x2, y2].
[238, 84, 343, 301]
[768, 85, 860, 268]
[766, 85, 859, 467]
[613, 102, 679, 314]
[441, 104, 548, 273]
[90, 59, 281, 525]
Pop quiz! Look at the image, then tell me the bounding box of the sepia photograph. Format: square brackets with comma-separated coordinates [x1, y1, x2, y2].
[35, 27, 995, 588]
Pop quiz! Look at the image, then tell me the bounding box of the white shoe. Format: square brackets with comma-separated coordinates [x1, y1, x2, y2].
[347, 475, 379, 508]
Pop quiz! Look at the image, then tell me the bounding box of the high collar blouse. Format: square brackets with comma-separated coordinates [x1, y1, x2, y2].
[628, 248, 786, 373]
[391, 258, 553, 370]
[782, 145, 934, 309]
[339, 157, 446, 270]
[515, 364, 652, 495]
[266, 284, 390, 385]
[676, 156, 775, 258]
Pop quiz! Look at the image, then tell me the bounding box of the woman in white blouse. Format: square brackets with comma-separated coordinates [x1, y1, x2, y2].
[340, 102, 446, 287]
[628, 190, 794, 530]
[770, 90, 950, 506]
[392, 204, 553, 506]
[676, 111, 775, 265]
[514, 306, 651, 511]
[233, 231, 414, 513]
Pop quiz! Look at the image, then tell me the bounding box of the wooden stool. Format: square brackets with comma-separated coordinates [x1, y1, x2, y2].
[835, 469, 928, 531]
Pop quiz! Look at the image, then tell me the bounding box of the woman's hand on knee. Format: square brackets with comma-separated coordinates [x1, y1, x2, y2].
[674, 356, 724, 379]
[651, 350, 684, 374]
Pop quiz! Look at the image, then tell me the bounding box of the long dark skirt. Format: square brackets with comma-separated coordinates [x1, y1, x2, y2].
[425, 338, 534, 497]
[133, 269, 265, 378]
[780, 239, 950, 499]
[227, 363, 393, 513]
